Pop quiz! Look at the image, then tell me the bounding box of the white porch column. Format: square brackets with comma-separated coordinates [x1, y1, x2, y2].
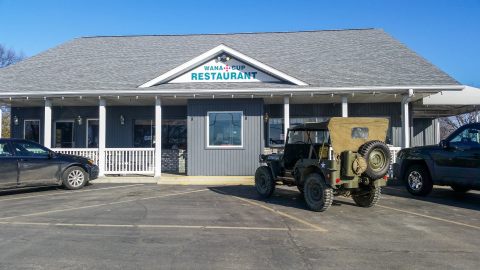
[0, 106, 3, 138]
[283, 96, 290, 141]
[98, 99, 106, 177]
[154, 97, 162, 178]
[44, 99, 52, 148]
[341, 96, 348, 117]
[401, 89, 414, 148]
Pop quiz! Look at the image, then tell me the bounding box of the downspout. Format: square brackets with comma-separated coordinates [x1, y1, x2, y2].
[401, 89, 414, 149]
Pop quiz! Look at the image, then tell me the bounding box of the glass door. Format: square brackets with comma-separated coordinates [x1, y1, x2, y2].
[87, 119, 99, 148]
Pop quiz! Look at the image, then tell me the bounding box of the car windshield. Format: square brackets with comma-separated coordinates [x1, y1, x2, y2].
[287, 130, 329, 144]
[11, 141, 50, 157]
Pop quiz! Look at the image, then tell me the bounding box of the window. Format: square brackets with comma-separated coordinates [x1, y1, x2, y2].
[24, 120, 40, 143]
[163, 119, 187, 150]
[12, 141, 50, 157]
[287, 130, 329, 144]
[268, 117, 330, 147]
[55, 121, 74, 148]
[449, 127, 480, 149]
[87, 119, 99, 148]
[0, 142, 13, 157]
[134, 120, 155, 148]
[207, 111, 243, 148]
[351, 127, 369, 139]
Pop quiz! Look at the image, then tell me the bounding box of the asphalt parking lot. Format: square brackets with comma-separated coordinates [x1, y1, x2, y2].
[0, 183, 479, 270]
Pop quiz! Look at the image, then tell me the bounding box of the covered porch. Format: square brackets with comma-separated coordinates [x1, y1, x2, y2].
[0, 87, 449, 177]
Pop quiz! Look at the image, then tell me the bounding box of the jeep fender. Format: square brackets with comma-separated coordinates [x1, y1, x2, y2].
[300, 166, 329, 187]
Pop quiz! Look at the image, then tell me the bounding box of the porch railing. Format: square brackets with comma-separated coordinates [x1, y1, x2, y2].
[52, 148, 100, 164]
[52, 148, 155, 175]
[104, 148, 155, 175]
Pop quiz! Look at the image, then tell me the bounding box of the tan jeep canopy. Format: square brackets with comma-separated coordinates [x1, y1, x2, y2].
[327, 117, 389, 154]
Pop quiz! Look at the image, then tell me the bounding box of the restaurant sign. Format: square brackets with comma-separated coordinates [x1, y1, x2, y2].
[168, 57, 280, 83]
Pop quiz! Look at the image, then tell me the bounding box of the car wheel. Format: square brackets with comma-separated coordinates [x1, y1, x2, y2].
[404, 164, 432, 196]
[62, 166, 88, 190]
[352, 186, 381, 207]
[303, 173, 333, 212]
[359, 140, 391, 179]
[450, 185, 470, 193]
[254, 166, 275, 198]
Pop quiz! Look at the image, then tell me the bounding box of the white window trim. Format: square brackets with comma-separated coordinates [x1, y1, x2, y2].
[54, 120, 75, 148]
[86, 118, 99, 148]
[23, 119, 41, 143]
[206, 111, 244, 149]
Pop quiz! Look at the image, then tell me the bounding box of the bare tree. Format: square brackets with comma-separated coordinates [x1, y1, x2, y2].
[439, 111, 480, 139]
[0, 44, 24, 137]
[0, 44, 24, 68]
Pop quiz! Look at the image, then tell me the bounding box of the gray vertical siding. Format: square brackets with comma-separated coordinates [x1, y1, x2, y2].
[412, 118, 438, 147]
[187, 99, 264, 176]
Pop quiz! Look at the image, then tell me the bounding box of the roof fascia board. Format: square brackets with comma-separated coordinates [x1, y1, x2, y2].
[138, 44, 309, 87]
[1, 85, 465, 98]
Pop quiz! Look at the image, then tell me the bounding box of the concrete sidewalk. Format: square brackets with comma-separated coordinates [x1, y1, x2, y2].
[95, 174, 254, 186]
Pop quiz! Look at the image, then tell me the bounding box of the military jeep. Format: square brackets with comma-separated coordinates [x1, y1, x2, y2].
[255, 117, 391, 212]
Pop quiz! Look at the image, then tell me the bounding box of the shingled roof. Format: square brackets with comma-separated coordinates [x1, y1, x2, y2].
[0, 29, 459, 96]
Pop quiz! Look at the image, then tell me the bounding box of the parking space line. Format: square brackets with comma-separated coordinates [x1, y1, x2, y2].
[0, 184, 145, 202]
[0, 188, 208, 220]
[0, 220, 320, 232]
[376, 204, 480, 230]
[211, 188, 327, 232]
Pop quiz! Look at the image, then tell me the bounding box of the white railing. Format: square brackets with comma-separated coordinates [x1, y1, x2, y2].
[388, 146, 402, 178]
[104, 148, 155, 175]
[53, 148, 99, 164]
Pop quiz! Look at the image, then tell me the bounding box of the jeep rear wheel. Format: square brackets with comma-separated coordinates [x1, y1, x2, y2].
[303, 173, 333, 212]
[405, 164, 433, 196]
[352, 186, 381, 207]
[255, 166, 275, 198]
[359, 140, 391, 179]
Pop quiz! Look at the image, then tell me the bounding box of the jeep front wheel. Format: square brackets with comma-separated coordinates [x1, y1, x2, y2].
[405, 164, 433, 196]
[303, 173, 333, 212]
[352, 186, 381, 207]
[255, 166, 275, 198]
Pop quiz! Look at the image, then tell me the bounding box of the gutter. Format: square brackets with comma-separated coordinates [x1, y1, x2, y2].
[0, 85, 465, 99]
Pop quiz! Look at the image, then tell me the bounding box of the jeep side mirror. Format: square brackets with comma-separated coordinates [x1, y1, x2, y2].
[439, 140, 448, 149]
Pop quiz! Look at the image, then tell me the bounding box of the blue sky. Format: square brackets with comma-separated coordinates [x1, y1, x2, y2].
[1, 0, 479, 87]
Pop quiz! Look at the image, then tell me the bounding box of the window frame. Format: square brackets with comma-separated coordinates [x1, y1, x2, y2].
[86, 118, 99, 148]
[206, 111, 244, 149]
[23, 119, 41, 143]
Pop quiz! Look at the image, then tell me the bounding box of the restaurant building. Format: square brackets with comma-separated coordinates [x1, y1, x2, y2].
[0, 29, 465, 177]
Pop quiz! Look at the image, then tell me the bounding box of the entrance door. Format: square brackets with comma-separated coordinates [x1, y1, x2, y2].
[55, 121, 74, 148]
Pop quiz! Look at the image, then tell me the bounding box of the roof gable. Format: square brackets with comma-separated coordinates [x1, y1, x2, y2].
[139, 44, 308, 87]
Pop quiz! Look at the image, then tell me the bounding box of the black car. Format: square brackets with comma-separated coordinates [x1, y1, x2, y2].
[394, 123, 480, 196]
[0, 139, 99, 190]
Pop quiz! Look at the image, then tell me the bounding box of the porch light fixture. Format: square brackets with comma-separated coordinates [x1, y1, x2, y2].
[13, 116, 19, 126]
[217, 54, 231, 63]
[120, 115, 125, 126]
[264, 112, 269, 123]
[76, 116, 83, 126]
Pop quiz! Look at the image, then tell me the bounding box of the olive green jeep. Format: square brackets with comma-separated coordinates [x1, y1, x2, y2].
[255, 117, 392, 212]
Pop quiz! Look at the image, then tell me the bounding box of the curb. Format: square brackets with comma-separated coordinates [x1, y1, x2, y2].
[93, 176, 254, 186]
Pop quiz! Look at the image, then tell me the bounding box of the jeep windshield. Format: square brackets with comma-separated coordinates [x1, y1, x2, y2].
[287, 130, 330, 144]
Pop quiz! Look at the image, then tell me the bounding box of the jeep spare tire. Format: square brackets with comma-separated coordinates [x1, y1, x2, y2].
[358, 140, 391, 179]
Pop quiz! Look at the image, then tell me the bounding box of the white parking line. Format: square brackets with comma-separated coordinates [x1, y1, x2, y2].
[0, 221, 320, 232]
[377, 204, 480, 231]
[211, 188, 328, 232]
[0, 188, 208, 220]
[0, 184, 145, 202]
